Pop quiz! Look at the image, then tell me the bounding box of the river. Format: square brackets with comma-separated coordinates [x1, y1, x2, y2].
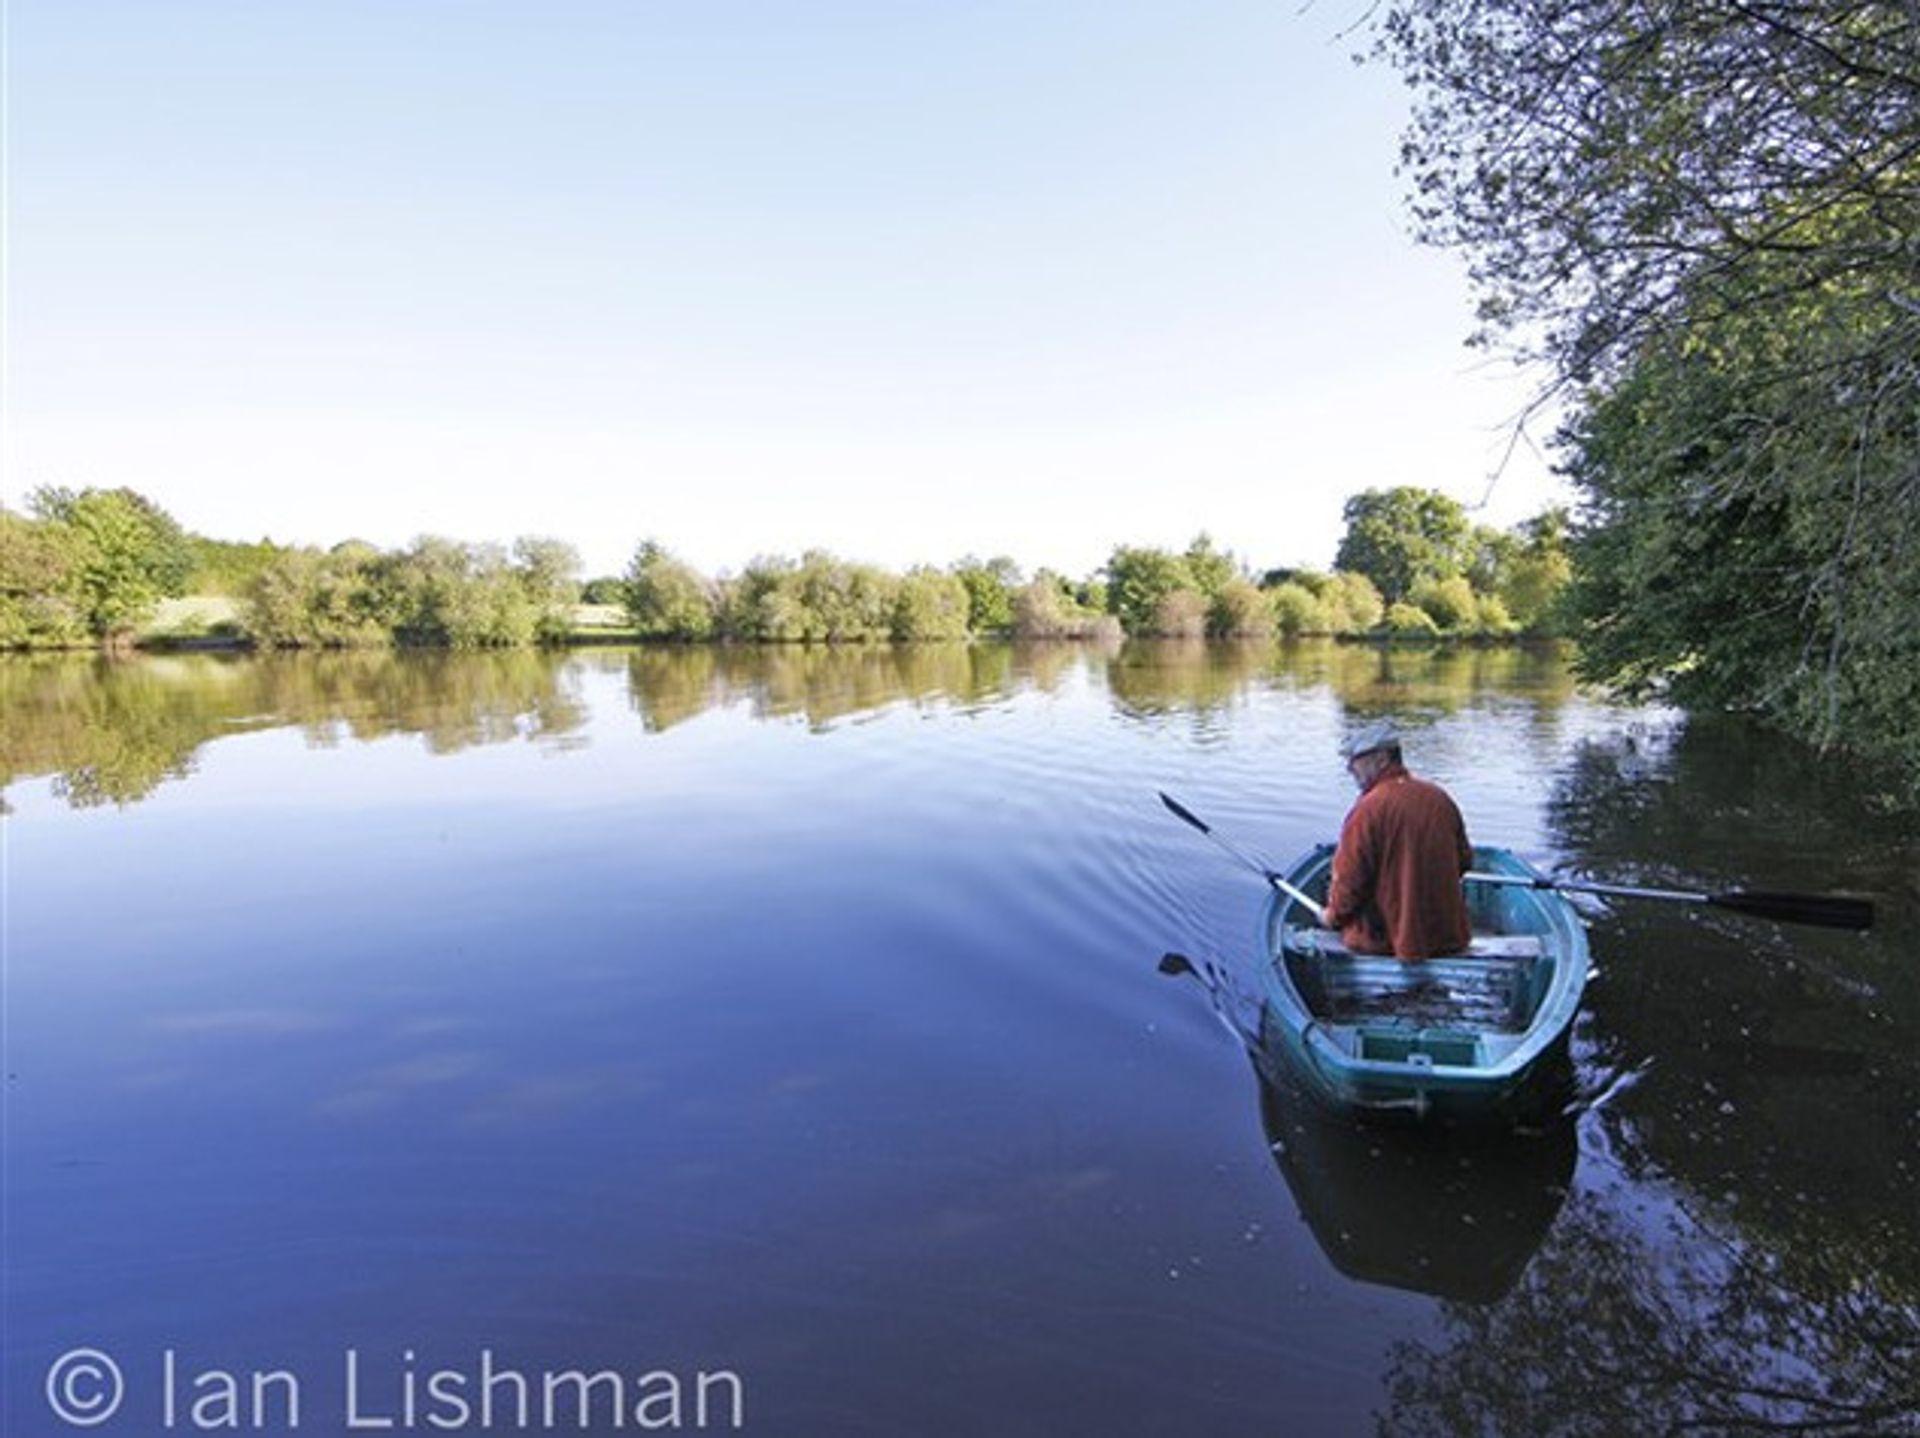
[4, 642, 1915, 1435]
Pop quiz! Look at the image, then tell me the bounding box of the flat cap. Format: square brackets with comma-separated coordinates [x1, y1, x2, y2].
[1339, 720, 1401, 762]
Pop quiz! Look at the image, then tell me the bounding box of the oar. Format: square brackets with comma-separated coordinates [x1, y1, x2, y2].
[1161, 790, 1876, 932]
[1158, 792, 1321, 915]
[1464, 870, 1874, 931]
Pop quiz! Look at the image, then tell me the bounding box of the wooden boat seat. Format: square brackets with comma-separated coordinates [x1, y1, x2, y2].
[1280, 927, 1545, 1034]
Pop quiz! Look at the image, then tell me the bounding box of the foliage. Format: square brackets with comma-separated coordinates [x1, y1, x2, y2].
[951, 555, 1020, 635]
[1377, 0, 1920, 784]
[1151, 588, 1208, 639]
[1011, 572, 1122, 641]
[1409, 574, 1478, 633]
[27, 487, 193, 638]
[1475, 593, 1519, 636]
[244, 535, 579, 648]
[1208, 578, 1275, 638]
[1333, 487, 1471, 603]
[1181, 533, 1237, 599]
[512, 538, 583, 642]
[1269, 581, 1324, 637]
[1103, 545, 1197, 635]
[0, 511, 87, 647]
[1382, 601, 1442, 638]
[242, 548, 390, 648]
[185, 535, 286, 596]
[580, 576, 627, 605]
[1319, 571, 1386, 634]
[891, 567, 971, 641]
[1566, 317, 1920, 782]
[624, 541, 716, 641]
[1499, 510, 1575, 633]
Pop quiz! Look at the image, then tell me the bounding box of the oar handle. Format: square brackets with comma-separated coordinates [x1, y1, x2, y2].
[1159, 790, 1324, 919]
[1265, 871, 1322, 917]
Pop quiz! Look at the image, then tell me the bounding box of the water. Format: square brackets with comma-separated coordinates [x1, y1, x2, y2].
[4, 642, 1916, 1435]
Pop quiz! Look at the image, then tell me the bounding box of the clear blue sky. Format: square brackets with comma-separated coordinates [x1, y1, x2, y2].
[6, 0, 1564, 580]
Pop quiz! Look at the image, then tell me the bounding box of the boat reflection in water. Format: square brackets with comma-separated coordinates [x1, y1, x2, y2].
[1250, 1024, 1576, 1305]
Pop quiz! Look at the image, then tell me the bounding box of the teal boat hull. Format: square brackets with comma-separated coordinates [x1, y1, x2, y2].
[1256, 844, 1589, 1121]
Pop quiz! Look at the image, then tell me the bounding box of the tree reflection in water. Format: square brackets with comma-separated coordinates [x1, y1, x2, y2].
[4, 637, 1582, 808]
[1377, 713, 1920, 1435]
[0, 649, 591, 807]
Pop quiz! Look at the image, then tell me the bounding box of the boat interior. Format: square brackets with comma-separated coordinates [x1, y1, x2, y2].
[1275, 872, 1562, 1070]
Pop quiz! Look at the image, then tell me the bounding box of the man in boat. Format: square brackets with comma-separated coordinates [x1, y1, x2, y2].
[1320, 720, 1474, 960]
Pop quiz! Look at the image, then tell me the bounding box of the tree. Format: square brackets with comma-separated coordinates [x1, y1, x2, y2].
[1333, 488, 1470, 603]
[1321, 571, 1385, 634]
[1182, 533, 1237, 599]
[1383, 601, 1442, 639]
[28, 487, 193, 639]
[1409, 574, 1478, 633]
[242, 546, 388, 648]
[0, 510, 86, 647]
[1376, 0, 1920, 782]
[952, 556, 1020, 635]
[1269, 581, 1326, 637]
[1500, 510, 1574, 634]
[1151, 588, 1208, 638]
[1011, 572, 1121, 641]
[1208, 578, 1275, 637]
[512, 537, 581, 643]
[1104, 546, 1199, 635]
[891, 567, 971, 640]
[624, 541, 716, 641]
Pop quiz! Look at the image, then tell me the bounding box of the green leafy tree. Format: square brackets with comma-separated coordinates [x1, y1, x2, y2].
[29, 487, 193, 639]
[624, 541, 716, 641]
[1269, 581, 1326, 637]
[1320, 571, 1386, 635]
[185, 535, 285, 596]
[1475, 593, 1519, 636]
[1499, 509, 1574, 634]
[1409, 574, 1478, 633]
[1377, 0, 1920, 783]
[1152, 588, 1208, 638]
[1011, 571, 1122, 641]
[1333, 488, 1471, 604]
[891, 567, 971, 641]
[1105, 546, 1199, 635]
[0, 510, 86, 647]
[952, 556, 1020, 635]
[1565, 316, 1917, 781]
[1383, 601, 1442, 639]
[1182, 533, 1237, 600]
[511, 537, 581, 643]
[1208, 578, 1275, 637]
[242, 546, 389, 648]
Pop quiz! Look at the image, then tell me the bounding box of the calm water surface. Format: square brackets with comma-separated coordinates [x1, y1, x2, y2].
[5, 643, 1916, 1435]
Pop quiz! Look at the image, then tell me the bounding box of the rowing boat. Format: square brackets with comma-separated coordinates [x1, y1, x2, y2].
[1257, 843, 1589, 1119]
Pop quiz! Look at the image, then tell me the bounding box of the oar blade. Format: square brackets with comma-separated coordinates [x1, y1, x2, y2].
[1709, 889, 1876, 931]
[1158, 791, 1210, 834]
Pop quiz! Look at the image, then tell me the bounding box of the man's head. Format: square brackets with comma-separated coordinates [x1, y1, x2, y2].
[1339, 720, 1402, 790]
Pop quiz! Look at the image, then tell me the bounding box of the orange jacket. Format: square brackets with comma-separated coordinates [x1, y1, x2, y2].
[1324, 762, 1473, 959]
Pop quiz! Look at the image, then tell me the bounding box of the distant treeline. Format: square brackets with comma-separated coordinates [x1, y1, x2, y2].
[0, 484, 1570, 649]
